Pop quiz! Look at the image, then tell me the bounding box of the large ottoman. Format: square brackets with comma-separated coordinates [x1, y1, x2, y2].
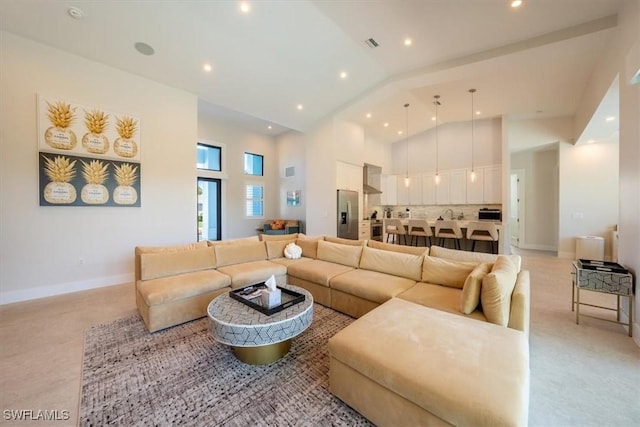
[328, 298, 530, 426]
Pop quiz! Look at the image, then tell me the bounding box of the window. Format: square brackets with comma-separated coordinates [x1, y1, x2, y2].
[245, 184, 264, 217]
[244, 152, 263, 176]
[197, 178, 221, 241]
[197, 143, 221, 171]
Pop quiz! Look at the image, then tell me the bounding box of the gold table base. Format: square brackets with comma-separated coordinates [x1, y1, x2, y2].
[232, 339, 292, 365]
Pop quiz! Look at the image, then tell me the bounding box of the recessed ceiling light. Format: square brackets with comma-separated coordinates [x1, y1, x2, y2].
[297, 104, 304, 110]
[203, 63, 212, 72]
[67, 6, 84, 20]
[475, 111, 481, 115]
[404, 38, 412, 46]
[239, 2, 251, 13]
[267, 125, 272, 130]
[339, 71, 348, 79]
[398, 130, 403, 135]
[511, 0, 523, 8]
[134, 42, 155, 56]
[366, 113, 372, 119]
[431, 116, 436, 121]
[605, 116, 616, 121]
[383, 122, 389, 127]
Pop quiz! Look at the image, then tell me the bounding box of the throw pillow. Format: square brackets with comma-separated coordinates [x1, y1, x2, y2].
[481, 256, 518, 326]
[421, 256, 478, 289]
[459, 263, 493, 314]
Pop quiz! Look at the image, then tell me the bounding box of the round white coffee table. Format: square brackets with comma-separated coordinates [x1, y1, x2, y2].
[207, 284, 313, 365]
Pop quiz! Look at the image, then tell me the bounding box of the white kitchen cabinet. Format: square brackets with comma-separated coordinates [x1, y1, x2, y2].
[380, 174, 397, 205]
[483, 165, 502, 204]
[408, 174, 423, 205]
[449, 169, 467, 204]
[422, 173, 436, 205]
[396, 175, 409, 205]
[435, 171, 450, 205]
[466, 168, 485, 204]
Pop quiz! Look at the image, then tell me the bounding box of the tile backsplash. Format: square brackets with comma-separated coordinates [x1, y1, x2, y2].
[366, 204, 502, 221]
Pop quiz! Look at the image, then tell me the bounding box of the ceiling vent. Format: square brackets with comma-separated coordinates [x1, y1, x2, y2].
[364, 38, 379, 49]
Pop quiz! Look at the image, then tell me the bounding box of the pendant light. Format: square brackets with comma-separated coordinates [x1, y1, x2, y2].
[433, 95, 441, 185]
[404, 103, 410, 187]
[469, 88, 477, 183]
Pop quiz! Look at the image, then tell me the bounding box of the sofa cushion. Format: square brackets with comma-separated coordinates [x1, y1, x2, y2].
[296, 236, 322, 259]
[459, 263, 493, 314]
[265, 239, 296, 259]
[359, 246, 423, 281]
[207, 236, 260, 246]
[317, 240, 363, 268]
[214, 241, 267, 267]
[429, 245, 521, 272]
[324, 236, 366, 246]
[287, 259, 355, 287]
[398, 283, 488, 322]
[269, 257, 312, 268]
[140, 247, 216, 280]
[216, 260, 286, 289]
[481, 256, 518, 326]
[260, 233, 299, 241]
[330, 269, 416, 304]
[328, 298, 529, 427]
[135, 241, 210, 281]
[366, 239, 429, 256]
[137, 270, 231, 306]
[421, 256, 478, 289]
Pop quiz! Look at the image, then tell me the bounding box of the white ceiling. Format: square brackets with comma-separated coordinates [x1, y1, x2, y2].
[0, 0, 623, 147]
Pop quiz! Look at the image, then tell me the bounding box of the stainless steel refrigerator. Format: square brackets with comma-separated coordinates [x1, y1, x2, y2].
[337, 189, 359, 240]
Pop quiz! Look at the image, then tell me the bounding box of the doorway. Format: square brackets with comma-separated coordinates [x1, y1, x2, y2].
[510, 170, 525, 248]
[197, 178, 221, 241]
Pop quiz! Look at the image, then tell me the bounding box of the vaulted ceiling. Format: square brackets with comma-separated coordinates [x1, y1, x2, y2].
[0, 0, 623, 147]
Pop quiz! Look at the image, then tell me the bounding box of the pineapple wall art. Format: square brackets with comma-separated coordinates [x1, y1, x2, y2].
[38, 95, 141, 161]
[39, 153, 141, 207]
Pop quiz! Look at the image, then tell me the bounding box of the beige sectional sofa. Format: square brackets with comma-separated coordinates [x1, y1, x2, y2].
[134, 233, 530, 426]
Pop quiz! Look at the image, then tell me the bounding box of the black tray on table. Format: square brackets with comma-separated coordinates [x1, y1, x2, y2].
[230, 283, 305, 316]
[577, 259, 629, 274]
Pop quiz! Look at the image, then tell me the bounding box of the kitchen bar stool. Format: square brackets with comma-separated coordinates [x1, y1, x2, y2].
[434, 220, 463, 250]
[408, 219, 432, 247]
[466, 221, 499, 254]
[384, 219, 407, 245]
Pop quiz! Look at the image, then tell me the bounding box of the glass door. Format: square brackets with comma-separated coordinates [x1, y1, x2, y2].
[197, 178, 221, 241]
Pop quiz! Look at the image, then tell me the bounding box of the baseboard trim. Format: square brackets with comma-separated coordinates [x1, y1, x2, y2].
[519, 243, 557, 252]
[0, 273, 133, 305]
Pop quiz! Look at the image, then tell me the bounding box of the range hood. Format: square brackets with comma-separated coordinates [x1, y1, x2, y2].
[363, 163, 382, 194]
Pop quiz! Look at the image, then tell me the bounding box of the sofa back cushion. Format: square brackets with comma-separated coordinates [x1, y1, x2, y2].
[140, 247, 216, 281]
[214, 241, 268, 267]
[207, 236, 259, 247]
[134, 241, 209, 281]
[296, 236, 322, 259]
[317, 240, 363, 268]
[323, 236, 366, 246]
[481, 256, 518, 326]
[260, 233, 299, 242]
[459, 263, 493, 314]
[421, 256, 478, 289]
[429, 245, 521, 272]
[359, 246, 423, 281]
[265, 239, 296, 259]
[367, 239, 429, 256]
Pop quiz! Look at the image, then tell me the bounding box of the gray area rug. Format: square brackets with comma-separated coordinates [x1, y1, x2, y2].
[80, 304, 373, 426]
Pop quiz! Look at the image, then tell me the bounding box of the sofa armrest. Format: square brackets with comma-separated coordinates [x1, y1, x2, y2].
[508, 270, 530, 336]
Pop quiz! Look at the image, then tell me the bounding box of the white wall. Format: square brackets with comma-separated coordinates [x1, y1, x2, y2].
[0, 32, 198, 304]
[277, 131, 306, 226]
[511, 146, 559, 251]
[558, 141, 619, 259]
[390, 118, 502, 175]
[197, 108, 278, 239]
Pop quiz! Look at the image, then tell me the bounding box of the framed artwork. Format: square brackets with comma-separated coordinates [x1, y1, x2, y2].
[287, 190, 301, 206]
